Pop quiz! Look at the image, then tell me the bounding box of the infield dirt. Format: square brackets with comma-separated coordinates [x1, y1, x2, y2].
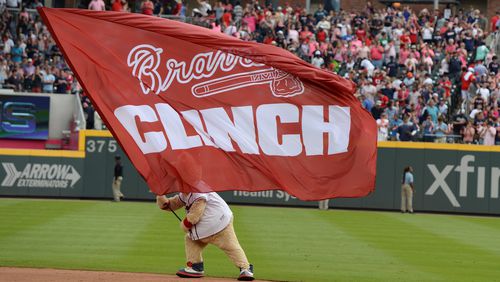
[0, 267, 270, 282]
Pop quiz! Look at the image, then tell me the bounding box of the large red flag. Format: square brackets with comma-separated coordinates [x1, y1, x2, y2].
[39, 8, 376, 200]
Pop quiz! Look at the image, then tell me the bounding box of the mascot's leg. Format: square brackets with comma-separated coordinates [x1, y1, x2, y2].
[176, 234, 207, 278]
[205, 219, 254, 281]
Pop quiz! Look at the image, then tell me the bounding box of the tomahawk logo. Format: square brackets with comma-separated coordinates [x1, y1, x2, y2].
[1, 163, 81, 188]
[425, 155, 500, 207]
[127, 44, 304, 97]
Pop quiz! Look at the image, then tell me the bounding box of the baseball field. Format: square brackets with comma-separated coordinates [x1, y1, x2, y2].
[1, 198, 499, 282]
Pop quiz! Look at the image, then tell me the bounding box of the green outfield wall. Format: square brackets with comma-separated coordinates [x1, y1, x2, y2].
[1, 130, 499, 215]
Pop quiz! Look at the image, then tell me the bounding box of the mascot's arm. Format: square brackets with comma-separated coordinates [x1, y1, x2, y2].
[156, 195, 184, 211]
[180, 199, 207, 232]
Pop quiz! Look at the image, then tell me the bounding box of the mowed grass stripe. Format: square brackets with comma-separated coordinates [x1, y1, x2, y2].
[0, 200, 159, 270]
[316, 211, 439, 282]
[455, 215, 500, 232]
[332, 211, 500, 281]
[390, 213, 500, 256]
[113, 209, 188, 274]
[231, 206, 432, 282]
[0, 200, 92, 240]
[1, 199, 500, 282]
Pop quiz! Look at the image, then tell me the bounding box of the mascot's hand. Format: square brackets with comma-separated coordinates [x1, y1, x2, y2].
[180, 218, 192, 233]
[156, 195, 170, 210]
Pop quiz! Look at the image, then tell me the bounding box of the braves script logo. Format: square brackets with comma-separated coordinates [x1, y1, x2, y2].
[1, 163, 81, 188]
[127, 44, 305, 97]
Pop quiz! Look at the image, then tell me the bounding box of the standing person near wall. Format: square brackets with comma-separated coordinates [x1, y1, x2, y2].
[318, 199, 329, 210]
[112, 156, 124, 202]
[94, 110, 103, 130]
[401, 166, 414, 213]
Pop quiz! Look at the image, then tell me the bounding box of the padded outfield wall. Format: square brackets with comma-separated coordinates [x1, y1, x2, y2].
[0, 130, 499, 215]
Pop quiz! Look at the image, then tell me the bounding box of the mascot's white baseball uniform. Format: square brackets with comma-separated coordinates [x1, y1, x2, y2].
[156, 192, 254, 281]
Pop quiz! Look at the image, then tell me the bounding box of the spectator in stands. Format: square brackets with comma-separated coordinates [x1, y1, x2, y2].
[6, 0, 20, 8]
[311, 50, 324, 68]
[314, 4, 326, 23]
[489, 56, 499, 75]
[491, 11, 499, 32]
[0, 2, 498, 145]
[376, 112, 389, 141]
[397, 114, 417, 141]
[111, 0, 129, 12]
[438, 99, 448, 117]
[434, 116, 449, 143]
[422, 115, 434, 142]
[425, 99, 439, 124]
[197, 0, 211, 17]
[4, 68, 22, 90]
[42, 67, 55, 93]
[23, 58, 34, 75]
[481, 121, 497, 146]
[141, 0, 154, 15]
[475, 42, 489, 62]
[389, 113, 402, 140]
[11, 40, 23, 63]
[371, 100, 384, 120]
[88, 0, 105, 11]
[495, 118, 500, 145]
[360, 94, 373, 112]
[25, 66, 42, 92]
[462, 121, 475, 144]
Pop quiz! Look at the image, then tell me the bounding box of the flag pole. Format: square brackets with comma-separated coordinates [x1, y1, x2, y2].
[169, 207, 182, 222]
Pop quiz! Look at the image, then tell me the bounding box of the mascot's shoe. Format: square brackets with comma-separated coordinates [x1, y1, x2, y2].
[176, 261, 204, 278]
[237, 264, 254, 281]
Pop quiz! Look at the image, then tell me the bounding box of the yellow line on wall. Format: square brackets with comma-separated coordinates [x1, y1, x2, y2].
[0, 131, 499, 158]
[0, 148, 85, 158]
[81, 129, 113, 138]
[78, 130, 86, 152]
[377, 141, 500, 152]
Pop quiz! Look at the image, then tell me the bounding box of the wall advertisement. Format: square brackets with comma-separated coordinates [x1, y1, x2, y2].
[0, 133, 499, 215]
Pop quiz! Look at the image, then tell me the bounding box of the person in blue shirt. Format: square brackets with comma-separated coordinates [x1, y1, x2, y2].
[361, 95, 374, 112]
[434, 116, 449, 143]
[422, 115, 434, 142]
[403, 8, 410, 22]
[401, 166, 414, 213]
[11, 41, 23, 64]
[385, 101, 398, 120]
[389, 113, 402, 140]
[425, 99, 439, 124]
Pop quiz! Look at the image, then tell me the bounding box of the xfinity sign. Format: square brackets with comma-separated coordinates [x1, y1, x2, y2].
[1, 163, 81, 188]
[426, 155, 500, 207]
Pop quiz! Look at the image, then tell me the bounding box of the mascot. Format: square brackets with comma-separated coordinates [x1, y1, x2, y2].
[156, 193, 254, 281]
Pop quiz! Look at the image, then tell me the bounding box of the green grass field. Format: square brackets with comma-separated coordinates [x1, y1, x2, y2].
[1, 198, 499, 281]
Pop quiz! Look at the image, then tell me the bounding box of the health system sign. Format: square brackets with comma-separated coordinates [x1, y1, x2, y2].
[219, 190, 318, 207]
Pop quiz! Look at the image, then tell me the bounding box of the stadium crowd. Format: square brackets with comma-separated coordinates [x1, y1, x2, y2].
[0, 0, 499, 144]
